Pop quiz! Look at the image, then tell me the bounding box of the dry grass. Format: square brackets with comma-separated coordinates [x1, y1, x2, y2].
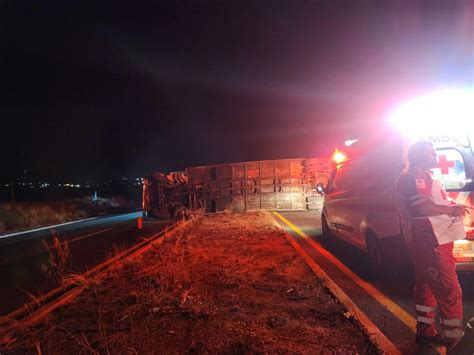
[0, 202, 86, 233]
[1, 211, 380, 354]
[41, 230, 72, 286]
[0, 198, 134, 234]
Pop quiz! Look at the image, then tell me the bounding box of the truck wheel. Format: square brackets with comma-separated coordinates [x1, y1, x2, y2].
[366, 231, 385, 277]
[321, 215, 331, 244]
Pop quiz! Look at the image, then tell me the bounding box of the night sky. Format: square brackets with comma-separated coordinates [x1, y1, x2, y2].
[1, 0, 473, 182]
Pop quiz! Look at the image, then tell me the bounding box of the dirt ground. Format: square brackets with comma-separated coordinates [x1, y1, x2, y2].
[2, 211, 379, 354]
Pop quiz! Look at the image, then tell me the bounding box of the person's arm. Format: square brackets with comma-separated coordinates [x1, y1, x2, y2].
[414, 200, 465, 217]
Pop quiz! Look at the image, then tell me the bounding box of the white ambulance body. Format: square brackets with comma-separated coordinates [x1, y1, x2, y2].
[412, 132, 474, 269]
[321, 90, 474, 271]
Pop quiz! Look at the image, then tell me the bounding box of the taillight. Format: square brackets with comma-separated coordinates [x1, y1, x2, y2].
[332, 149, 347, 164]
[466, 227, 474, 240]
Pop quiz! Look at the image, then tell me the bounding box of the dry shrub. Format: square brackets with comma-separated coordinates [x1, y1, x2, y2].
[0, 204, 27, 229]
[41, 230, 71, 286]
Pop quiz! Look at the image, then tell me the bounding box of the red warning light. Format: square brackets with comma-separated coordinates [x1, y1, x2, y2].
[332, 149, 347, 164]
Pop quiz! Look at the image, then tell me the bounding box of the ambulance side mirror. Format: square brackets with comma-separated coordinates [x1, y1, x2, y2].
[316, 183, 325, 195]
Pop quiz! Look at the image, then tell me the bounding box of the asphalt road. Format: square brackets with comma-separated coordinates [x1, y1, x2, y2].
[275, 211, 474, 354]
[0, 212, 172, 316]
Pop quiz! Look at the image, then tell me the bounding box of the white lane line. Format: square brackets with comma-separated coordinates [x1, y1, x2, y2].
[0, 217, 100, 240]
[0, 212, 141, 240]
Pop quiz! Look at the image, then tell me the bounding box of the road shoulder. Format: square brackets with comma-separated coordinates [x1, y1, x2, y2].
[1, 211, 381, 354]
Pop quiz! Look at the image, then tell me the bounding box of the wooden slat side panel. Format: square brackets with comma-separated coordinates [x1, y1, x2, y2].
[245, 162, 260, 178]
[260, 161, 275, 178]
[290, 159, 304, 177]
[275, 160, 291, 177]
[246, 195, 261, 210]
[233, 163, 245, 179]
[231, 196, 246, 212]
[216, 165, 233, 181]
[275, 193, 292, 209]
[261, 194, 277, 209]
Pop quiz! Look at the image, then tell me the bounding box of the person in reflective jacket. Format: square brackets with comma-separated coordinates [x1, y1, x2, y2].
[396, 141, 466, 350]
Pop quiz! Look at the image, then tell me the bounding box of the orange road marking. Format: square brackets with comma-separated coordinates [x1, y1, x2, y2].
[46, 228, 115, 249]
[273, 211, 417, 333]
[278, 218, 401, 354]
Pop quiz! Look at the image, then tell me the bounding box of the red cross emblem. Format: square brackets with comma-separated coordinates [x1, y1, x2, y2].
[436, 154, 455, 174]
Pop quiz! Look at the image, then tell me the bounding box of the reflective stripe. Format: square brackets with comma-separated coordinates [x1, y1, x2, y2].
[416, 304, 436, 313]
[417, 316, 435, 325]
[440, 319, 462, 327]
[444, 328, 464, 338]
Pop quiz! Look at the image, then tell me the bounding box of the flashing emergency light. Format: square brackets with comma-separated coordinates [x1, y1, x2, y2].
[332, 149, 347, 164]
[389, 89, 474, 136]
[344, 139, 358, 147]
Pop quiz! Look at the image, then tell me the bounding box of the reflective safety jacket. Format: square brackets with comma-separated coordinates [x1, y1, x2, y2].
[396, 167, 466, 246]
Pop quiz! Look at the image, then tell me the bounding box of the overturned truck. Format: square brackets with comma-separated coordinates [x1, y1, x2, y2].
[143, 158, 331, 218]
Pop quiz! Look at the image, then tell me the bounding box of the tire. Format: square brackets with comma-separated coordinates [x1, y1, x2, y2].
[365, 231, 386, 278]
[321, 214, 331, 244]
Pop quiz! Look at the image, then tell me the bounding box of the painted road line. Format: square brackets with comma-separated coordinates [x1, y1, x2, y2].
[46, 227, 115, 249]
[0, 212, 142, 241]
[273, 211, 417, 333]
[0, 216, 101, 240]
[279, 225, 400, 354]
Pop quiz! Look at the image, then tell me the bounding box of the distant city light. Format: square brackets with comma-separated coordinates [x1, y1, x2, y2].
[2, 177, 143, 190]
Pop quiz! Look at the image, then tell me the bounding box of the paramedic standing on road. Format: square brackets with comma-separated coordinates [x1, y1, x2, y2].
[396, 141, 466, 349]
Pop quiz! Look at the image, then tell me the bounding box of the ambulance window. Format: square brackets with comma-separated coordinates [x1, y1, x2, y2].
[332, 164, 356, 191]
[327, 169, 337, 191]
[432, 149, 467, 190]
[332, 167, 343, 190]
[332, 166, 346, 191]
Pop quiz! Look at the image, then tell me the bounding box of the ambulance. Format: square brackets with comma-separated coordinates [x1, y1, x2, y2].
[320, 89, 474, 272]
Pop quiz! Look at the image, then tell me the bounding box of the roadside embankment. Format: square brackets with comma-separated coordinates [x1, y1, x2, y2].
[1, 211, 380, 353]
[0, 198, 136, 235]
